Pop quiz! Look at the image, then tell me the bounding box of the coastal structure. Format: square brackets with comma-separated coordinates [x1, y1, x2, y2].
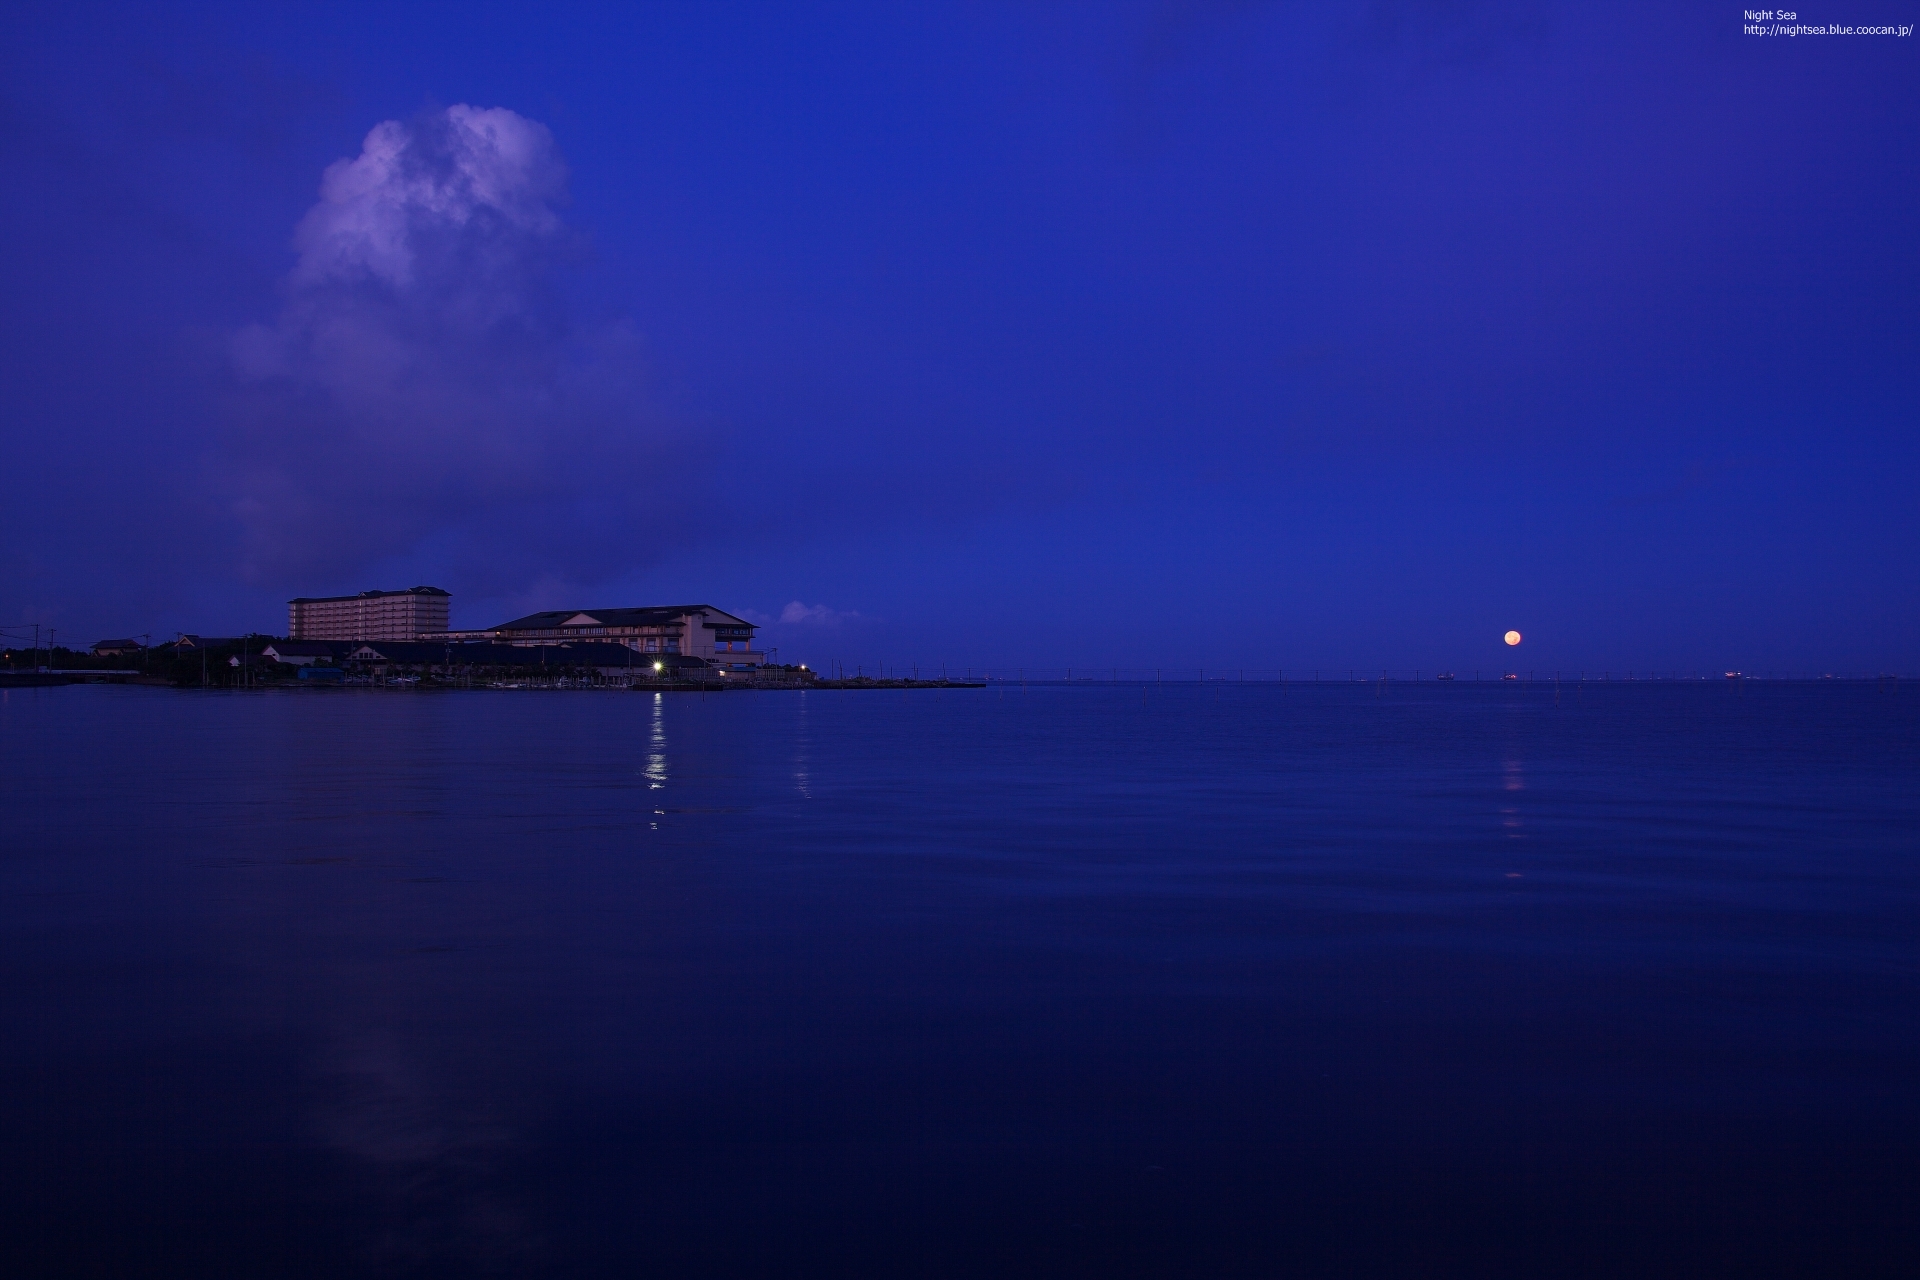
[260, 641, 337, 666]
[168, 634, 239, 652]
[436, 605, 764, 668]
[343, 640, 712, 678]
[288, 586, 450, 642]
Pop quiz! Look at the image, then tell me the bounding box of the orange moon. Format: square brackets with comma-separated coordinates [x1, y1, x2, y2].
[1503, 630, 1522, 646]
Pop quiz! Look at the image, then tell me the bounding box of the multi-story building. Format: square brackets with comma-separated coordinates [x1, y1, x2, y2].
[436, 604, 764, 667]
[288, 587, 451, 642]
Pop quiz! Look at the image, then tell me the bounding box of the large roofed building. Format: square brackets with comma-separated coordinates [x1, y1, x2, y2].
[288, 586, 451, 642]
[437, 605, 764, 668]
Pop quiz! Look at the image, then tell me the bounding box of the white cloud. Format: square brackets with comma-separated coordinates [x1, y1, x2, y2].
[779, 601, 861, 625]
[292, 106, 565, 291]
[219, 105, 704, 596]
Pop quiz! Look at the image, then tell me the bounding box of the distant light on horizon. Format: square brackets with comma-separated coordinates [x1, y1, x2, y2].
[1504, 630, 1523, 646]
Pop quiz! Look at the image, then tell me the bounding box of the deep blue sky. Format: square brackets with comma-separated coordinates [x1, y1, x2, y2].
[2, 2, 1915, 672]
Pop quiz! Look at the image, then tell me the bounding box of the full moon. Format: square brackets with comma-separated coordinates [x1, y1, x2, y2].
[1504, 630, 1522, 646]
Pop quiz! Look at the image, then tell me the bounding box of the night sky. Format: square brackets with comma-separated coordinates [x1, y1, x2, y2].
[2, 2, 1915, 672]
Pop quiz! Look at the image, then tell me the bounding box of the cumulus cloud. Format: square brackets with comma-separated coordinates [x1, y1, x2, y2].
[292, 106, 564, 292]
[779, 601, 862, 626]
[219, 105, 704, 598]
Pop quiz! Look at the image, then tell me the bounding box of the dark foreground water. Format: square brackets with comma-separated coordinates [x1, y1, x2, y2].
[1, 681, 1916, 1278]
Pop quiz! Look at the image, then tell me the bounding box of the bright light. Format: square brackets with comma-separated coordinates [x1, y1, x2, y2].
[1504, 630, 1522, 646]
[653, 661, 663, 671]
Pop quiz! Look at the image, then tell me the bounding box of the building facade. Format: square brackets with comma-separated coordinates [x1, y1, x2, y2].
[436, 604, 764, 667]
[288, 587, 451, 642]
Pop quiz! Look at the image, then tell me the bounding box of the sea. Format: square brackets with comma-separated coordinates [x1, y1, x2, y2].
[1, 679, 1916, 1278]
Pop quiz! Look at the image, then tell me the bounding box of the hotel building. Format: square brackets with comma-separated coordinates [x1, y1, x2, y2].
[288, 587, 451, 642]
[437, 605, 764, 667]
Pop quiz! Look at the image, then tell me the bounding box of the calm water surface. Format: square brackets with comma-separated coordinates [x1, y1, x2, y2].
[1, 681, 1916, 1277]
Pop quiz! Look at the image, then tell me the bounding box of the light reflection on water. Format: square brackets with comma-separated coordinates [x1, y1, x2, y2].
[792, 696, 811, 801]
[1502, 757, 1525, 838]
[0, 681, 1916, 1278]
[645, 689, 668, 787]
